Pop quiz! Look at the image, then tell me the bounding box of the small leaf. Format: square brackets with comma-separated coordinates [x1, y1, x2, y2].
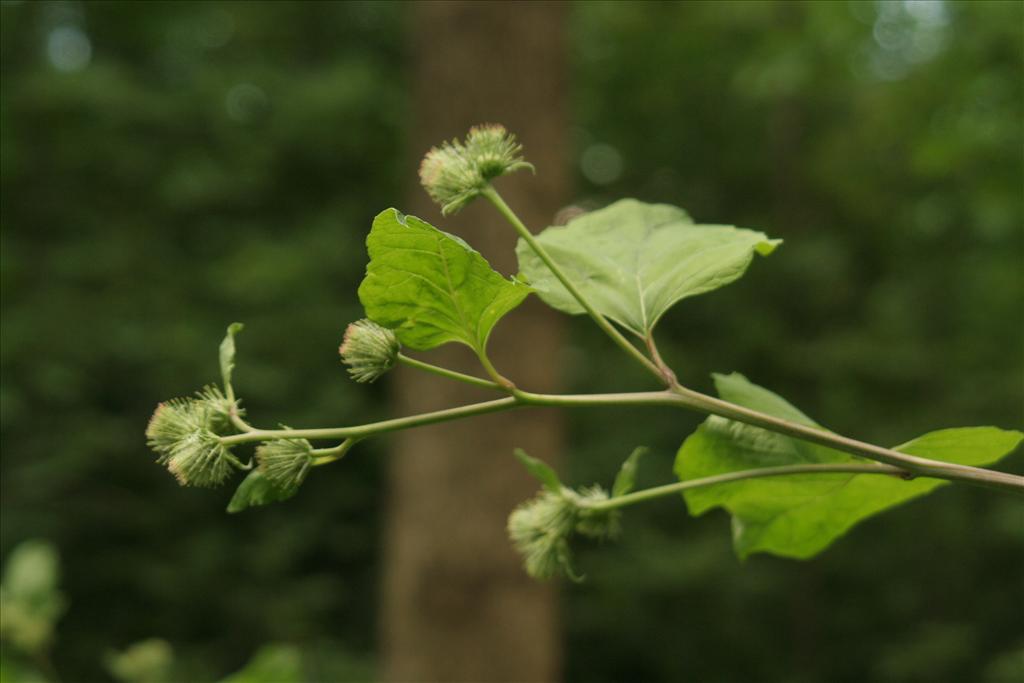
[514, 448, 563, 494]
[675, 373, 1024, 559]
[219, 322, 244, 393]
[358, 209, 531, 353]
[612, 446, 647, 497]
[226, 469, 297, 513]
[517, 200, 780, 337]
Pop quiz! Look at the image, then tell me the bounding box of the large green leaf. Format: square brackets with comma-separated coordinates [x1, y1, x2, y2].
[358, 208, 531, 352]
[516, 200, 780, 337]
[675, 373, 1023, 559]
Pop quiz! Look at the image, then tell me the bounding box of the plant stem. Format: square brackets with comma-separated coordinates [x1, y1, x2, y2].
[397, 353, 502, 390]
[221, 396, 521, 445]
[668, 385, 1024, 494]
[218, 386, 1023, 494]
[219, 391, 675, 446]
[475, 348, 517, 391]
[312, 437, 360, 465]
[581, 463, 908, 511]
[229, 408, 254, 433]
[645, 333, 679, 386]
[481, 186, 665, 383]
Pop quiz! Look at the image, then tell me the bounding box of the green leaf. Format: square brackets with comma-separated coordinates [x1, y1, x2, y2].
[517, 200, 780, 337]
[675, 373, 1023, 559]
[226, 470, 297, 513]
[514, 448, 563, 494]
[612, 446, 647, 497]
[219, 322, 244, 394]
[358, 208, 531, 352]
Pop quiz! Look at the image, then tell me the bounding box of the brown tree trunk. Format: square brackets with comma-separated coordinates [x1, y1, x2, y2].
[380, 2, 570, 682]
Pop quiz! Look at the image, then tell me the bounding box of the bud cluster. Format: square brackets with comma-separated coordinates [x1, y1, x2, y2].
[145, 387, 243, 487]
[339, 319, 400, 383]
[507, 485, 619, 580]
[419, 124, 534, 215]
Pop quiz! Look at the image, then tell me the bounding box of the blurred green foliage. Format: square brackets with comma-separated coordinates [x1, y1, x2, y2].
[0, 540, 64, 682]
[2, 1, 403, 680]
[1, 1, 1021, 682]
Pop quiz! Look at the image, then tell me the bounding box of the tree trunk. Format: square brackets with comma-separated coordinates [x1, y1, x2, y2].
[380, 2, 569, 682]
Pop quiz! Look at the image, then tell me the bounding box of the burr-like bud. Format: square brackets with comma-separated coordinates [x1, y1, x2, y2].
[256, 438, 314, 497]
[339, 319, 400, 383]
[419, 124, 533, 215]
[507, 485, 619, 581]
[145, 388, 243, 487]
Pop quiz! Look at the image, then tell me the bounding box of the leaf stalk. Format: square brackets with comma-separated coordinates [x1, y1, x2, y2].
[481, 186, 666, 383]
[580, 463, 909, 511]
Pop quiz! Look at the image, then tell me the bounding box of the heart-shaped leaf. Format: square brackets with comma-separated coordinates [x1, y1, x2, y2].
[359, 208, 531, 353]
[675, 373, 1023, 559]
[517, 200, 780, 337]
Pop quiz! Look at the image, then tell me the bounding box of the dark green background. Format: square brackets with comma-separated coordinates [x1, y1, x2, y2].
[2, 1, 1021, 681]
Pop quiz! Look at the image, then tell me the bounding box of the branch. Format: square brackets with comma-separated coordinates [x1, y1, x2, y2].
[218, 387, 1024, 494]
[397, 353, 502, 390]
[579, 463, 909, 511]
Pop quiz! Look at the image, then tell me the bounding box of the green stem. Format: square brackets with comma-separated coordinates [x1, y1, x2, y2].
[481, 186, 665, 383]
[229, 410, 254, 433]
[221, 396, 521, 445]
[219, 391, 675, 446]
[218, 387, 1023, 494]
[397, 353, 502, 390]
[645, 333, 679, 387]
[668, 385, 1024, 494]
[475, 348, 516, 391]
[312, 437, 360, 465]
[582, 463, 908, 511]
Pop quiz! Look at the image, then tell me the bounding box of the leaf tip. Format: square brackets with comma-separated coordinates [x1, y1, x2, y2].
[755, 238, 783, 256]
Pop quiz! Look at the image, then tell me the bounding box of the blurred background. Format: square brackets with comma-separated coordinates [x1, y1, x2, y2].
[1, 1, 1022, 682]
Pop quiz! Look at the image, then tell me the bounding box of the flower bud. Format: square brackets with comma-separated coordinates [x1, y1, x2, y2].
[339, 319, 399, 383]
[256, 438, 314, 496]
[506, 484, 619, 581]
[507, 490, 576, 580]
[419, 124, 534, 215]
[566, 485, 621, 540]
[145, 392, 243, 487]
[196, 384, 241, 434]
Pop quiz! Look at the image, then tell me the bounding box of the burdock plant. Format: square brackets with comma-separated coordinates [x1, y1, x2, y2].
[146, 125, 1023, 580]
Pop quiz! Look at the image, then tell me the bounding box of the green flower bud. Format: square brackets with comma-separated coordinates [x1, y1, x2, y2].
[506, 485, 619, 581]
[196, 384, 241, 434]
[567, 486, 621, 541]
[145, 389, 243, 487]
[256, 438, 314, 497]
[419, 124, 534, 215]
[507, 490, 577, 581]
[339, 319, 399, 383]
